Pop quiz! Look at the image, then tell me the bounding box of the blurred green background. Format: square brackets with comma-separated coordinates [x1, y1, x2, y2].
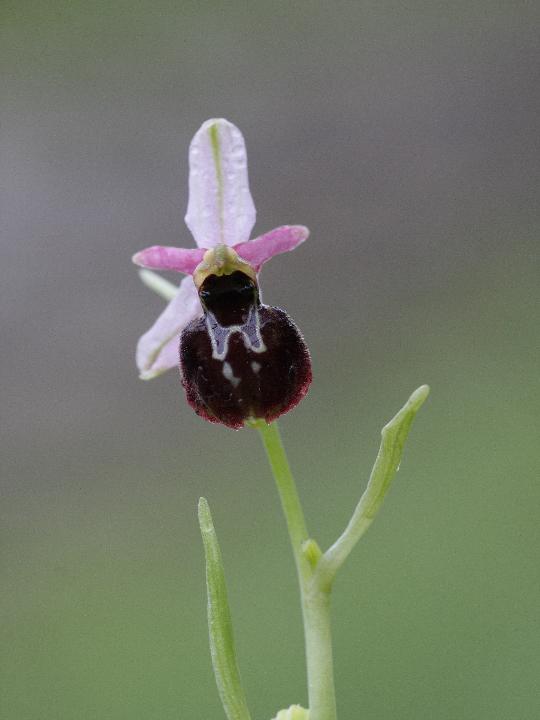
[2, 1, 539, 718]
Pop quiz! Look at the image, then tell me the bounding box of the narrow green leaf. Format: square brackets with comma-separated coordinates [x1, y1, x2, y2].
[315, 385, 430, 589]
[198, 497, 252, 720]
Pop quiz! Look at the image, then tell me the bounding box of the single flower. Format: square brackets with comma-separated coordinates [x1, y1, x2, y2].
[133, 118, 311, 429]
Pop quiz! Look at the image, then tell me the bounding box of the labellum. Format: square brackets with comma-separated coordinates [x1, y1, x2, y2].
[180, 246, 312, 429]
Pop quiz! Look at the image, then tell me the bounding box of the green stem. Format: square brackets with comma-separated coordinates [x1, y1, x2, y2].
[256, 421, 337, 720]
[256, 421, 309, 575]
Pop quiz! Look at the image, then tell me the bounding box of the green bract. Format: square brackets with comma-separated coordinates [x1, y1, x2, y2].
[272, 705, 310, 720]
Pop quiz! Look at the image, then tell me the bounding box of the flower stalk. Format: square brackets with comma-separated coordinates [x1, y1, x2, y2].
[254, 420, 337, 720]
[255, 385, 430, 720]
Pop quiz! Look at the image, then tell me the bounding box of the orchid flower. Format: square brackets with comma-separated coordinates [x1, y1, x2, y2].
[133, 119, 311, 428]
[131, 120, 430, 720]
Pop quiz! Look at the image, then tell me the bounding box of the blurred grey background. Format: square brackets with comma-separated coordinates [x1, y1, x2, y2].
[2, 2, 539, 719]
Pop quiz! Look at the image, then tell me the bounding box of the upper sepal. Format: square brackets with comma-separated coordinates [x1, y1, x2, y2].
[185, 119, 256, 248]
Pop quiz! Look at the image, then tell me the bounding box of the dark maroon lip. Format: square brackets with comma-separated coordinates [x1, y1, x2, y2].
[179, 300, 312, 430]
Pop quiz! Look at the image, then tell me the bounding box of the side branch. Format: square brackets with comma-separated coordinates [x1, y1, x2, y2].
[315, 385, 430, 591]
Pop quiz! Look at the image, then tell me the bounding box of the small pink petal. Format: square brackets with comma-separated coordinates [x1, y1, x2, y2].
[234, 225, 309, 271]
[136, 275, 202, 379]
[132, 245, 205, 274]
[184, 119, 256, 248]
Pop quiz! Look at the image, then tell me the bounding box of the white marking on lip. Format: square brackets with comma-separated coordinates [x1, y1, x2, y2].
[251, 361, 261, 374]
[206, 305, 267, 361]
[222, 361, 241, 388]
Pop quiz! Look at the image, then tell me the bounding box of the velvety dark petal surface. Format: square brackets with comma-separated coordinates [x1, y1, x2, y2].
[179, 305, 312, 429]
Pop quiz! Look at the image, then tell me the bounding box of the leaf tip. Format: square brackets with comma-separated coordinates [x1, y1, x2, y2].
[198, 496, 212, 531]
[409, 384, 430, 410]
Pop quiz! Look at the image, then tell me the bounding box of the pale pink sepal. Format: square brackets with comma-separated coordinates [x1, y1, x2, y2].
[184, 119, 256, 248]
[132, 245, 205, 274]
[234, 225, 309, 271]
[136, 275, 202, 379]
